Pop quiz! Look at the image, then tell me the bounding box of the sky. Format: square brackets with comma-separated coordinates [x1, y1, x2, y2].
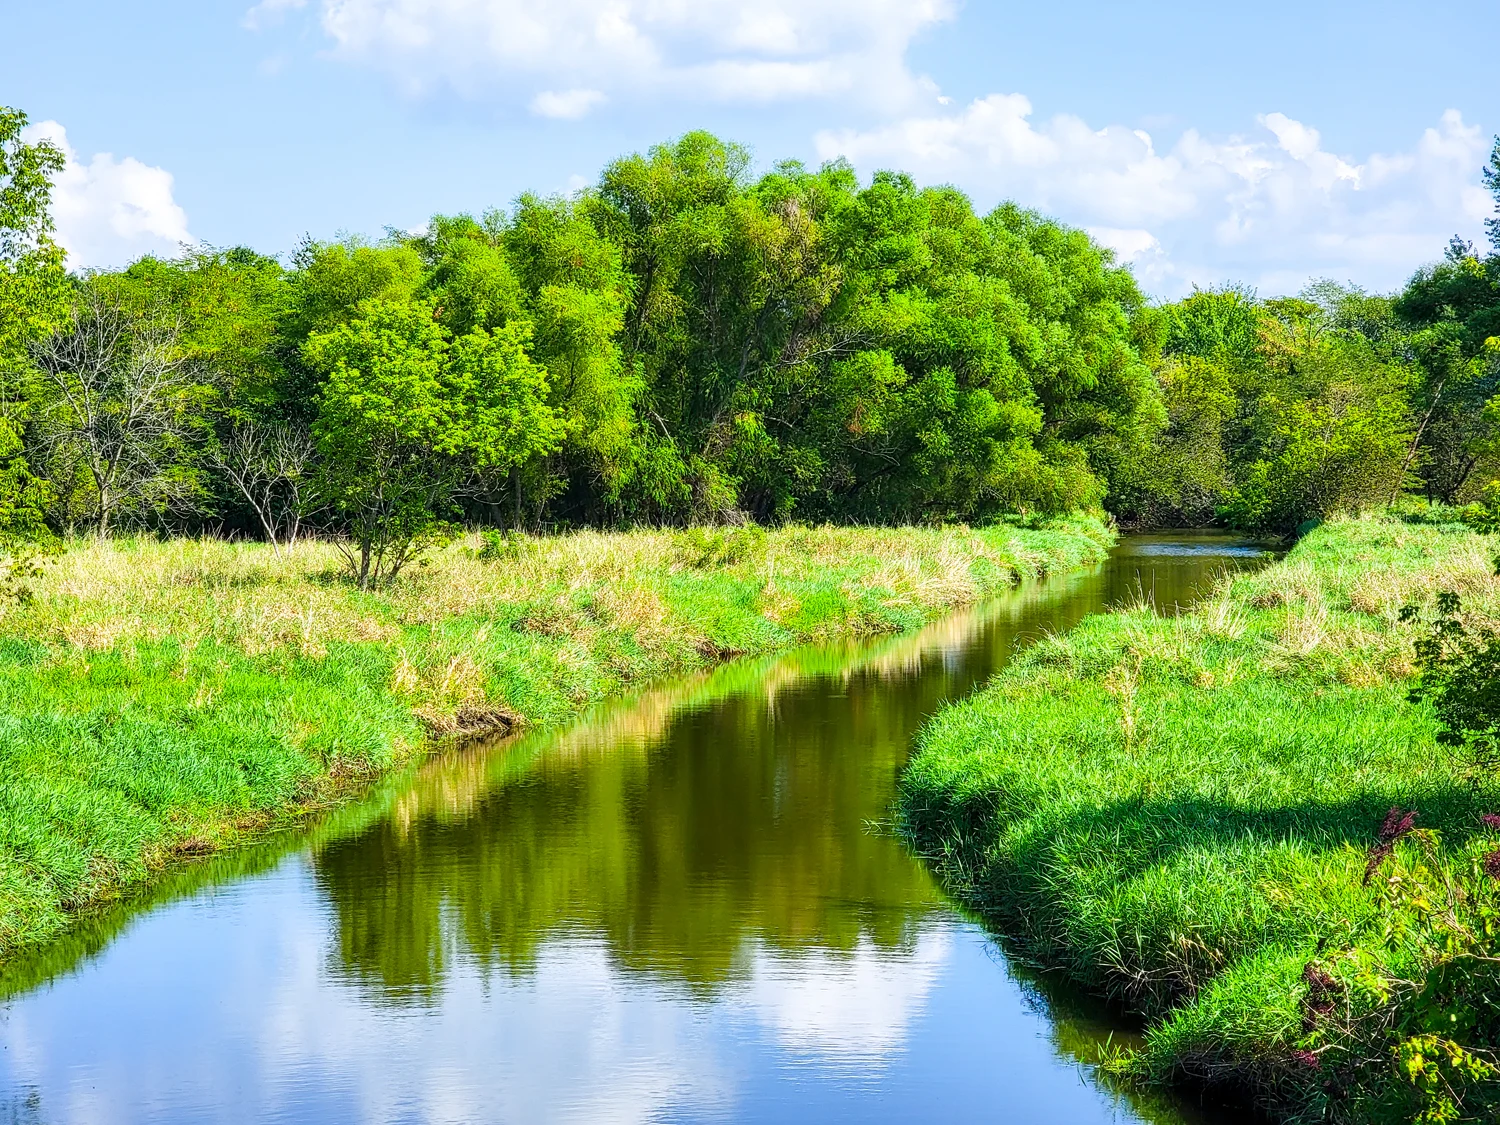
[7, 0, 1499, 298]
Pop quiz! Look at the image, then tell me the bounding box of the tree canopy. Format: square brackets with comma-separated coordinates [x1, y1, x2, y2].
[4, 107, 1500, 570]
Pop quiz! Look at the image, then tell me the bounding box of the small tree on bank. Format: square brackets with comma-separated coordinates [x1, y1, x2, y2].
[305, 299, 560, 588]
[0, 108, 65, 594]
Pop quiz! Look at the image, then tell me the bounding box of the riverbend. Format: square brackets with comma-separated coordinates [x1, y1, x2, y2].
[0, 533, 1271, 1124]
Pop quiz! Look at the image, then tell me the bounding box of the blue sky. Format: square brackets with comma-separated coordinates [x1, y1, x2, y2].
[8, 0, 1498, 297]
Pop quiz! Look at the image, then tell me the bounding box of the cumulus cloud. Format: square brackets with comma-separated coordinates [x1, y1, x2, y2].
[531, 88, 608, 120]
[818, 99, 1493, 296]
[240, 0, 1492, 293]
[250, 0, 955, 112]
[21, 122, 192, 270]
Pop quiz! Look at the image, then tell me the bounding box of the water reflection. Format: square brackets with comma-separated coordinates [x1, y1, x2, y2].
[0, 533, 1272, 1125]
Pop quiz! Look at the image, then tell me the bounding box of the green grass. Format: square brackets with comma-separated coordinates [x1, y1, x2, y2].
[0, 516, 1112, 961]
[900, 514, 1500, 1123]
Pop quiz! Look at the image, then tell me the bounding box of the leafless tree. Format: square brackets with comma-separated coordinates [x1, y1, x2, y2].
[29, 289, 210, 535]
[209, 420, 313, 557]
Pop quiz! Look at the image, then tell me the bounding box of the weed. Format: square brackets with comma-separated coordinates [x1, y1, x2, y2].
[674, 524, 768, 569]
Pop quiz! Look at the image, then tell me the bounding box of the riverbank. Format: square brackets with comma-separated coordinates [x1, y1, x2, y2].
[0, 517, 1112, 960]
[900, 514, 1500, 1123]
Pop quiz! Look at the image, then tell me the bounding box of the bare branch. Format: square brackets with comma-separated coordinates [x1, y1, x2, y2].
[29, 288, 210, 534]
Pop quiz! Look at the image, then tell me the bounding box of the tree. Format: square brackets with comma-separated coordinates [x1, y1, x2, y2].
[1395, 241, 1500, 503]
[1484, 135, 1500, 253]
[1221, 382, 1411, 528]
[1385, 140, 1500, 504]
[0, 107, 67, 383]
[103, 246, 288, 410]
[1110, 356, 1233, 525]
[1218, 291, 1414, 528]
[504, 195, 636, 524]
[274, 238, 425, 430]
[208, 421, 312, 557]
[305, 299, 560, 588]
[585, 135, 1157, 525]
[30, 286, 213, 535]
[0, 107, 65, 577]
[408, 201, 638, 527]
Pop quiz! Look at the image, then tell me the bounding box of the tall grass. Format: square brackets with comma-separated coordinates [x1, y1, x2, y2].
[0, 516, 1112, 960]
[900, 514, 1500, 1123]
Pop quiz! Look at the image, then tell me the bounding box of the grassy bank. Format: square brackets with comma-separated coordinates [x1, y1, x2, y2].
[0, 517, 1111, 960]
[900, 514, 1500, 1123]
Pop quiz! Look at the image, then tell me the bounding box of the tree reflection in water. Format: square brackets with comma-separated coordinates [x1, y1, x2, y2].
[310, 606, 1014, 1002]
[311, 532, 1260, 1007]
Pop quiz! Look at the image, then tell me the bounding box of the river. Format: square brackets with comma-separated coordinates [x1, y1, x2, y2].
[0, 533, 1274, 1124]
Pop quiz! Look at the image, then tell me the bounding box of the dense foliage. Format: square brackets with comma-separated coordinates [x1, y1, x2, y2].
[1113, 138, 1500, 530]
[4, 105, 1500, 571]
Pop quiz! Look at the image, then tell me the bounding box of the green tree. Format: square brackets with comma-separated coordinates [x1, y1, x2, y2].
[589, 135, 1155, 525]
[1125, 283, 1418, 530]
[275, 238, 425, 428]
[505, 195, 635, 524]
[1385, 139, 1500, 504]
[0, 107, 65, 564]
[306, 299, 560, 587]
[1395, 240, 1500, 503]
[412, 200, 638, 527]
[1220, 292, 1414, 528]
[102, 247, 287, 409]
[0, 107, 67, 380]
[1110, 356, 1233, 525]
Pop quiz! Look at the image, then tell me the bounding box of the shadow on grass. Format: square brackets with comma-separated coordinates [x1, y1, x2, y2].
[903, 780, 1499, 1004]
[907, 781, 1500, 888]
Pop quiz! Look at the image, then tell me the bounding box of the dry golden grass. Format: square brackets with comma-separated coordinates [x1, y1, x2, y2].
[2, 520, 1116, 750]
[0, 517, 1114, 962]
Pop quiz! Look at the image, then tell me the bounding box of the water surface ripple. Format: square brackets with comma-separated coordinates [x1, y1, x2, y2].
[0, 533, 1273, 1124]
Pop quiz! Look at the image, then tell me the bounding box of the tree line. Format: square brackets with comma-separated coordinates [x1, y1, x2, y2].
[2, 104, 1500, 582]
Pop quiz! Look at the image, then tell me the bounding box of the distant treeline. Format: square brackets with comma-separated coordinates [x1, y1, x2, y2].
[2, 106, 1500, 570]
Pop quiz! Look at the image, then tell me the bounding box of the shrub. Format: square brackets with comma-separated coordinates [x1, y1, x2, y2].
[674, 524, 768, 569]
[1406, 592, 1500, 780]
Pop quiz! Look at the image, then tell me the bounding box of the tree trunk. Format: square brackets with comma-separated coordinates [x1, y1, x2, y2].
[1390, 380, 1444, 506]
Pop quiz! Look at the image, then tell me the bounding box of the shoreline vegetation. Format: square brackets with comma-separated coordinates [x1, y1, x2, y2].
[3, 96, 1500, 1124]
[899, 512, 1500, 1123]
[0, 602, 996, 998]
[0, 515, 1112, 961]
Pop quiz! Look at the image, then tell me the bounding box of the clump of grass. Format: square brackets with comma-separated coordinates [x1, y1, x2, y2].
[900, 513, 1500, 1123]
[0, 515, 1112, 960]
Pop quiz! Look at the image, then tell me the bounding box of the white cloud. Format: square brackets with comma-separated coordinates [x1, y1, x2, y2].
[243, 0, 308, 30]
[531, 88, 608, 120]
[252, 0, 955, 112]
[1087, 226, 1162, 264]
[737, 930, 950, 1060]
[21, 122, 192, 270]
[818, 99, 1493, 296]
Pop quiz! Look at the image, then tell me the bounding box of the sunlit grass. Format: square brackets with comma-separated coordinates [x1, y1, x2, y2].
[0, 516, 1112, 960]
[900, 513, 1500, 1122]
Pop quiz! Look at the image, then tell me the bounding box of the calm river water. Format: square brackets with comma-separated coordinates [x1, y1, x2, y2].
[0, 534, 1274, 1125]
